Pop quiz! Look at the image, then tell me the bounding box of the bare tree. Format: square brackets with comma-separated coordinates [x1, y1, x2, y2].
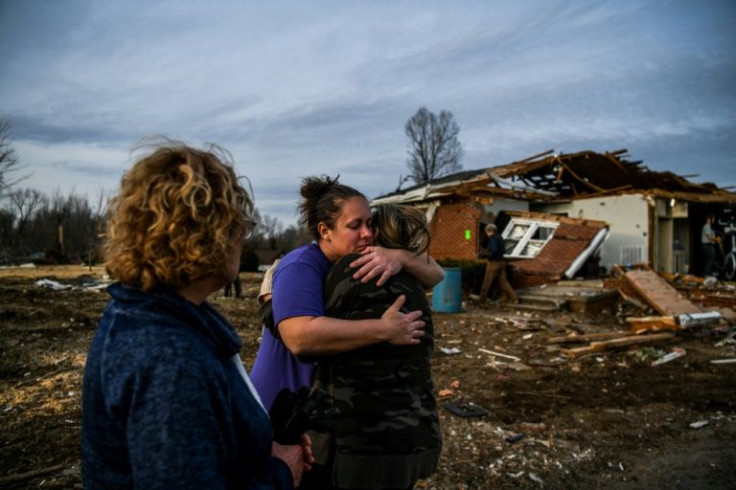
[275, 223, 309, 252]
[85, 187, 111, 266]
[404, 107, 463, 185]
[0, 208, 15, 262]
[8, 188, 45, 248]
[0, 120, 28, 196]
[261, 215, 282, 249]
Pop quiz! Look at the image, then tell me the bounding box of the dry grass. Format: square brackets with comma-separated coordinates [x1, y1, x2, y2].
[0, 265, 107, 280]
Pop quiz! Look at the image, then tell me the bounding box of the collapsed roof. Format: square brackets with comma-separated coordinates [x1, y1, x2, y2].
[373, 149, 736, 205]
[502, 211, 610, 281]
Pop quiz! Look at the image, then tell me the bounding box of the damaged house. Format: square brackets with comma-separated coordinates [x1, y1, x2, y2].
[371, 149, 736, 287]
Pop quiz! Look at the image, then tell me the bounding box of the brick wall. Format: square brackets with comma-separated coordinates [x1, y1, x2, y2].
[507, 269, 557, 289]
[428, 202, 481, 260]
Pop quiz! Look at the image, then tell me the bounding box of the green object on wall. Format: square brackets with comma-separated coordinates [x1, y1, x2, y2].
[465, 229, 472, 240]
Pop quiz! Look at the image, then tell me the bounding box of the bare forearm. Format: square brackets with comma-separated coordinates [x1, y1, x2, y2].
[279, 294, 425, 356]
[280, 316, 389, 356]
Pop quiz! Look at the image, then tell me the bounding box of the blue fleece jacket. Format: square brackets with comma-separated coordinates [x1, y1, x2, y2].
[82, 283, 292, 489]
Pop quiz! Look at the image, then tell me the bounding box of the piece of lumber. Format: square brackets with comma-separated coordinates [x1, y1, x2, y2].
[624, 269, 702, 316]
[478, 348, 521, 362]
[626, 315, 679, 333]
[565, 332, 675, 358]
[0, 464, 66, 485]
[548, 331, 633, 344]
[710, 358, 736, 364]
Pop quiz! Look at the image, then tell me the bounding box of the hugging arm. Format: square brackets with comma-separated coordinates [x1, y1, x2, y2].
[279, 295, 424, 357]
[349, 247, 444, 288]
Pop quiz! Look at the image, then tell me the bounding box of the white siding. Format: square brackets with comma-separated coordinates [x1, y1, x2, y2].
[536, 194, 650, 271]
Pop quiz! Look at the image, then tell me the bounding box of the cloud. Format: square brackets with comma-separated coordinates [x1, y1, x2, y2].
[1, 0, 734, 225]
[14, 140, 129, 196]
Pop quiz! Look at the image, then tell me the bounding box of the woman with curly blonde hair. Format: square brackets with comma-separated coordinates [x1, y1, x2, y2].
[82, 141, 312, 490]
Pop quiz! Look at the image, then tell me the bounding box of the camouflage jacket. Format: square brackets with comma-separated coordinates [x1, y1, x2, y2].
[314, 253, 442, 489]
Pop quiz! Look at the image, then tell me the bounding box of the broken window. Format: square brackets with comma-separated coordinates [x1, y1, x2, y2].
[502, 218, 559, 258]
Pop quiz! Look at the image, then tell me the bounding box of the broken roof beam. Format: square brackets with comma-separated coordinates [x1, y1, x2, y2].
[606, 148, 629, 157]
[487, 175, 558, 196]
[640, 189, 736, 204]
[505, 210, 608, 227]
[557, 160, 607, 194]
[563, 154, 639, 191]
[514, 149, 556, 165]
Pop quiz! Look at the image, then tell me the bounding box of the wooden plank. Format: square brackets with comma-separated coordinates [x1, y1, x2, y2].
[565, 332, 675, 358]
[626, 315, 680, 333]
[548, 332, 633, 344]
[623, 269, 701, 316]
[0, 464, 66, 485]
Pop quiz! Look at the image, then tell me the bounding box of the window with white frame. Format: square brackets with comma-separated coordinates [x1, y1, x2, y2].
[501, 218, 559, 258]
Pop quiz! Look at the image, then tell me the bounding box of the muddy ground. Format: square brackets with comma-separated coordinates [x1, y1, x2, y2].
[1, 266, 735, 489]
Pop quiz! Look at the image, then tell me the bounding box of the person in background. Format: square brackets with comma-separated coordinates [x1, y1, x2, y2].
[82, 141, 311, 490]
[314, 203, 442, 490]
[257, 258, 280, 334]
[224, 274, 243, 298]
[702, 213, 717, 277]
[478, 223, 518, 305]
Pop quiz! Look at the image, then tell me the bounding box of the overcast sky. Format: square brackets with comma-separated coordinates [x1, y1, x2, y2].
[1, 0, 734, 227]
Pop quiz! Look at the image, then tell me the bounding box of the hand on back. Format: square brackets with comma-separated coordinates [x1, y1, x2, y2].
[381, 295, 425, 345]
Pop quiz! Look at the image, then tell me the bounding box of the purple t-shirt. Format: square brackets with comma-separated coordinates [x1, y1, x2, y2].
[250, 243, 331, 410]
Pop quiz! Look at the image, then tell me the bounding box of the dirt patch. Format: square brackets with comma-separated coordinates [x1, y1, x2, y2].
[1, 268, 735, 489]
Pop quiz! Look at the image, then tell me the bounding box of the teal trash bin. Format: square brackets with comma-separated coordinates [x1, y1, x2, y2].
[432, 267, 462, 313]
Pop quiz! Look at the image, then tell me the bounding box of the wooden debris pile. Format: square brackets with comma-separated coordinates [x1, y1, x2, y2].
[547, 267, 730, 359]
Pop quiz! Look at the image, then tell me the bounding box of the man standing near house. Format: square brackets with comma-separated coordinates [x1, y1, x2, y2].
[702, 213, 718, 277]
[478, 223, 518, 305]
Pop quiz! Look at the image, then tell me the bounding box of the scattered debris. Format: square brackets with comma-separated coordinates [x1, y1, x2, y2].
[677, 311, 723, 328]
[519, 422, 548, 434]
[505, 433, 525, 444]
[714, 330, 736, 347]
[651, 347, 687, 366]
[35, 279, 72, 291]
[4, 266, 736, 489]
[689, 420, 710, 429]
[443, 401, 490, 418]
[704, 277, 718, 287]
[478, 348, 521, 362]
[528, 472, 544, 485]
[34, 277, 109, 292]
[548, 331, 633, 344]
